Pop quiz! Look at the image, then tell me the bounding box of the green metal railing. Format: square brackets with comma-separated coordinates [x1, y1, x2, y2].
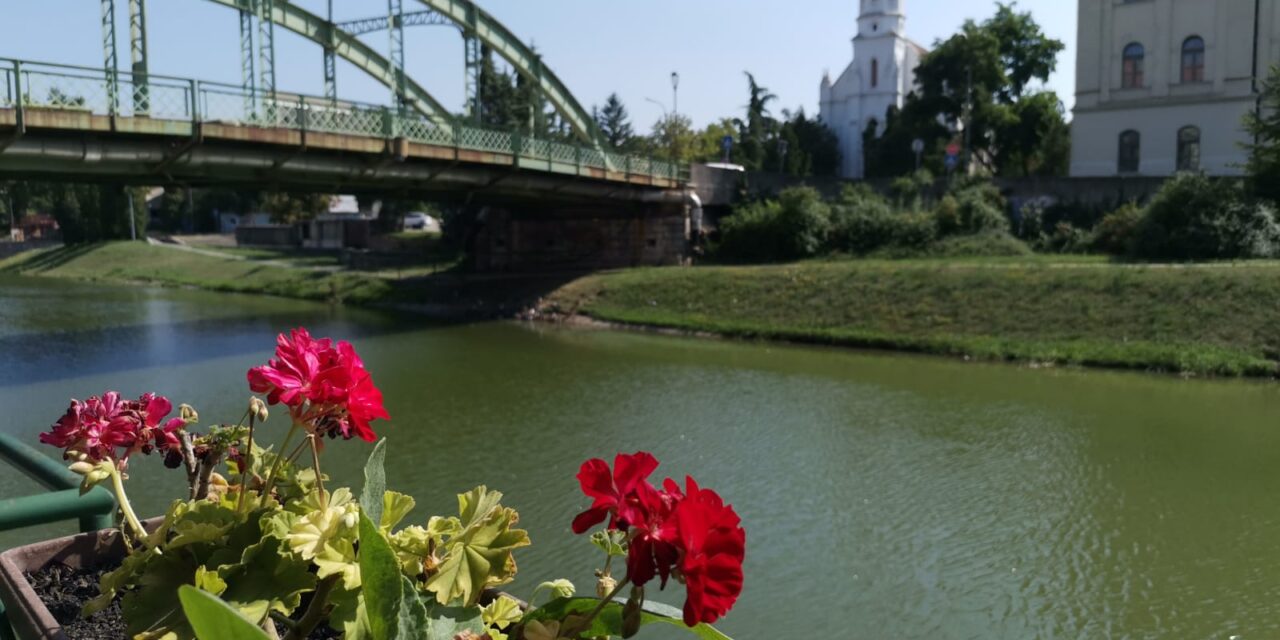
[0, 433, 116, 640]
[0, 57, 691, 184]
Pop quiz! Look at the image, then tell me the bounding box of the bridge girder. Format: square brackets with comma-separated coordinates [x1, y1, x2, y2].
[204, 0, 453, 125]
[408, 0, 604, 145]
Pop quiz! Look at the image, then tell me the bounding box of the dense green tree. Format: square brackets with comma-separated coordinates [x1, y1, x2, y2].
[649, 114, 698, 163]
[594, 93, 635, 149]
[865, 2, 1066, 177]
[1245, 65, 1280, 205]
[261, 192, 332, 225]
[735, 72, 777, 171]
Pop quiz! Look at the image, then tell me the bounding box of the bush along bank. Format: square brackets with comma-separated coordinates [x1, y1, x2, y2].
[713, 175, 1021, 263]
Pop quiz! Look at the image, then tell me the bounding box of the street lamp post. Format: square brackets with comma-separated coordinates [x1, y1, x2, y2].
[671, 71, 680, 118]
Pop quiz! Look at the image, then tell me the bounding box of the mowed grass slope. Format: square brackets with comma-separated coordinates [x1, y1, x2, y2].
[547, 260, 1280, 376]
[0, 242, 395, 305]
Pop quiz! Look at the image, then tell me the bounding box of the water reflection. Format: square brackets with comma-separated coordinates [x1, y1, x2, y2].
[3, 276, 1280, 638]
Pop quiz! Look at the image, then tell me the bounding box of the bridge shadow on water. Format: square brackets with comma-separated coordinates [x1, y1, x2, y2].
[0, 265, 593, 389]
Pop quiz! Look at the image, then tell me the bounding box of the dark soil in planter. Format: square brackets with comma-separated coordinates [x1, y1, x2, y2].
[26, 562, 341, 639]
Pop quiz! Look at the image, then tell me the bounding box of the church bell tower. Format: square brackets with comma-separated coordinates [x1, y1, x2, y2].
[858, 0, 905, 38]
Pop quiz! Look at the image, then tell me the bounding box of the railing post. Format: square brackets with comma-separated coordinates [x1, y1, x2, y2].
[188, 79, 199, 125]
[381, 106, 393, 138]
[298, 95, 307, 133]
[575, 145, 582, 176]
[512, 131, 521, 166]
[12, 60, 23, 134]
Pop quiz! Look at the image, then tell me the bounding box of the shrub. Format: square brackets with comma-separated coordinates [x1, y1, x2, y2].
[829, 194, 895, 254]
[928, 232, 1034, 257]
[934, 186, 1009, 237]
[717, 186, 831, 262]
[1090, 202, 1144, 255]
[1041, 222, 1091, 254]
[1130, 174, 1280, 260]
[775, 186, 833, 257]
[889, 169, 935, 209]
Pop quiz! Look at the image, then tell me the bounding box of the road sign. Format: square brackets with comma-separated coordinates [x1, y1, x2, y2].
[945, 142, 961, 157]
[911, 138, 925, 154]
[945, 155, 959, 170]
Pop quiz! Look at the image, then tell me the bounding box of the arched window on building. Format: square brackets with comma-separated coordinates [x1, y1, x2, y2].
[1118, 130, 1141, 173]
[1181, 36, 1205, 83]
[1177, 126, 1201, 172]
[1122, 43, 1145, 89]
[871, 59, 879, 89]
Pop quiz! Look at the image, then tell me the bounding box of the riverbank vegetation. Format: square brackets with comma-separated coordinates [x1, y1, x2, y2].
[545, 260, 1280, 377]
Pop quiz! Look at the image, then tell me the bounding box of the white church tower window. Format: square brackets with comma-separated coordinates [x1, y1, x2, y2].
[819, 0, 926, 178]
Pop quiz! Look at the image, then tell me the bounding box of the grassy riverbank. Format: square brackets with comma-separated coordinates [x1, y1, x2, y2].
[0, 241, 559, 318]
[0, 241, 398, 304]
[545, 259, 1280, 377]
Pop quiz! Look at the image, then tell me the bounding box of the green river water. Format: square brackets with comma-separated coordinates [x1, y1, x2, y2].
[3, 275, 1280, 639]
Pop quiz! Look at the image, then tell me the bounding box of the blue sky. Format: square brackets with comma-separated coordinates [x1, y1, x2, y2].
[0, 1, 1077, 130]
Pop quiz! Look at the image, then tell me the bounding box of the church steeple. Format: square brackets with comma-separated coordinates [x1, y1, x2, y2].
[858, 0, 904, 38]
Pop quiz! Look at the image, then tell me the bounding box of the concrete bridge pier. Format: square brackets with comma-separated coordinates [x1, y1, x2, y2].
[471, 197, 692, 272]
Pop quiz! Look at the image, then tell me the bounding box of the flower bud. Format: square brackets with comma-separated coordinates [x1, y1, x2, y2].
[68, 461, 95, 476]
[180, 404, 199, 424]
[621, 586, 644, 638]
[248, 397, 269, 423]
[596, 574, 617, 599]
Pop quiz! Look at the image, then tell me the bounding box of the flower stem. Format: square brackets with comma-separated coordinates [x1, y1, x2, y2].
[283, 574, 340, 640]
[567, 577, 630, 637]
[308, 434, 326, 509]
[236, 414, 255, 513]
[259, 421, 301, 508]
[108, 464, 147, 547]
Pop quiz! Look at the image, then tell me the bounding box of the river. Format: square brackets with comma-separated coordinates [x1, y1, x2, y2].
[3, 275, 1280, 639]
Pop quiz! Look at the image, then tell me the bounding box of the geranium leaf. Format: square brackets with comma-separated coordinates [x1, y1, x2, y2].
[425, 489, 531, 607]
[218, 537, 316, 623]
[358, 511, 401, 640]
[423, 601, 485, 640]
[523, 597, 735, 640]
[360, 439, 388, 527]
[178, 585, 271, 640]
[382, 491, 416, 532]
[481, 595, 523, 630]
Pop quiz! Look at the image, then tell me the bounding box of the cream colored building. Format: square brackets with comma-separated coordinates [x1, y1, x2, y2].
[1071, 0, 1280, 177]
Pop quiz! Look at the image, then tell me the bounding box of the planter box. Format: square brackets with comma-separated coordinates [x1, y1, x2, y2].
[0, 526, 128, 640]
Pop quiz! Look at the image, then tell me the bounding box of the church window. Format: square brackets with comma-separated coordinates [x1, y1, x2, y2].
[1118, 130, 1141, 173]
[1177, 126, 1201, 172]
[1181, 37, 1205, 83]
[871, 59, 879, 88]
[1122, 43, 1144, 89]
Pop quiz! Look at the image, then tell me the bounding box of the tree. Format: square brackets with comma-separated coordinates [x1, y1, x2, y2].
[736, 72, 777, 171]
[262, 192, 332, 225]
[692, 118, 739, 163]
[649, 114, 697, 163]
[1245, 65, 1280, 205]
[865, 2, 1067, 177]
[594, 93, 635, 149]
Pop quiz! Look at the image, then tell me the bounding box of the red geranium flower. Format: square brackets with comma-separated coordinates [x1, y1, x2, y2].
[40, 392, 186, 468]
[247, 328, 331, 407]
[571, 452, 662, 534]
[671, 476, 745, 626]
[248, 328, 389, 442]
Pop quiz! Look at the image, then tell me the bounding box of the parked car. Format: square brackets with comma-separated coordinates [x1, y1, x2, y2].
[402, 212, 440, 232]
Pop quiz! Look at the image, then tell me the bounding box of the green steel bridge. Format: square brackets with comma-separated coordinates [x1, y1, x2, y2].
[0, 0, 688, 202]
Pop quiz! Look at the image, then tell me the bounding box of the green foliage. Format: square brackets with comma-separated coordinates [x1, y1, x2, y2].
[942, 180, 1009, 235]
[594, 93, 636, 150]
[924, 232, 1033, 257]
[1130, 174, 1280, 260]
[360, 439, 388, 527]
[1245, 64, 1280, 205]
[423, 486, 532, 607]
[717, 187, 831, 262]
[1090, 202, 1144, 255]
[524, 597, 733, 640]
[865, 3, 1066, 177]
[178, 585, 271, 640]
[889, 169, 935, 209]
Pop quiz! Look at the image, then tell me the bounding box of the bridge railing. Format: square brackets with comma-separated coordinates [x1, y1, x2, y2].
[0, 57, 690, 185]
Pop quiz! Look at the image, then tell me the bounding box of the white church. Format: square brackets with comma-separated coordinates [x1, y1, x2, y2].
[820, 0, 926, 179]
